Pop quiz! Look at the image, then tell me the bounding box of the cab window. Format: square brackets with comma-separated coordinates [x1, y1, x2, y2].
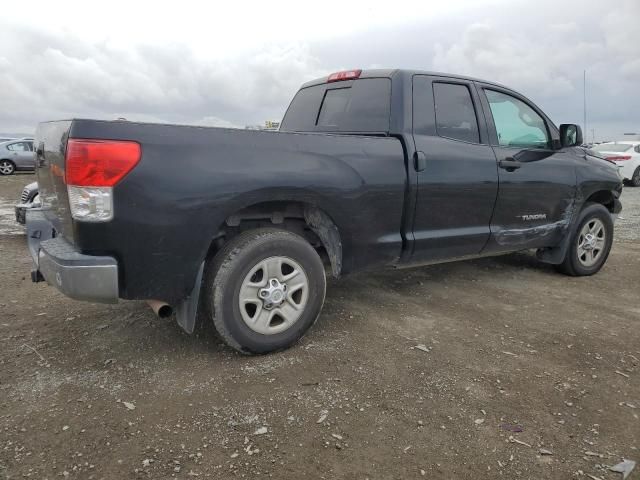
[281, 78, 391, 133]
[433, 82, 480, 143]
[485, 90, 550, 149]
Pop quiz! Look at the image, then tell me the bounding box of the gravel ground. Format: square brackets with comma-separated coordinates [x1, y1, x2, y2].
[0, 173, 638, 480]
[617, 186, 640, 242]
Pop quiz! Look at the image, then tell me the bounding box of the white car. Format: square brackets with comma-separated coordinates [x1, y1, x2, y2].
[592, 141, 640, 187]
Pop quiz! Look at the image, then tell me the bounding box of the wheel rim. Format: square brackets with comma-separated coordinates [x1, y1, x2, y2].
[238, 256, 309, 335]
[0, 161, 14, 175]
[576, 218, 606, 267]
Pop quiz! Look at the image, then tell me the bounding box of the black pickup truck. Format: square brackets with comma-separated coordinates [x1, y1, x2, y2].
[28, 68, 622, 354]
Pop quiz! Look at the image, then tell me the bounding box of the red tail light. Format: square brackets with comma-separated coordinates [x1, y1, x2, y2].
[65, 139, 141, 186]
[327, 69, 362, 83]
[606, 155, 632, 161]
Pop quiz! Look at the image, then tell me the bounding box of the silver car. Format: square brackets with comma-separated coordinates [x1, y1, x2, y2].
[0, 140, 35, 175]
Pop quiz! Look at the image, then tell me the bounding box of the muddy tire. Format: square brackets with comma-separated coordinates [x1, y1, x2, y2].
[556, 202, 613, 276]
[203, 228, 326, 354]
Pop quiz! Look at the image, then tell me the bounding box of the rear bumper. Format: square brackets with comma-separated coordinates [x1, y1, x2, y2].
[26, 209, 119, 303]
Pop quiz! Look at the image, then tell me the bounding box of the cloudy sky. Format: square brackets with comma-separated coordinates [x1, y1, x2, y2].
[0, 0, 638, 140]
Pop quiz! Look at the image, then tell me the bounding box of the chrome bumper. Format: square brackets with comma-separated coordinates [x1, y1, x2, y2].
[26, 209, 119, 304]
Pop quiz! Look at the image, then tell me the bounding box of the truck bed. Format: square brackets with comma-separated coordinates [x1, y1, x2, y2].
[35, 119, 407, 303]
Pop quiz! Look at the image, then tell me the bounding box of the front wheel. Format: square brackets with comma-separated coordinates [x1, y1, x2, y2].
[556, 203, 613, 276]
[204, 228, 326, 354]
[0, 160, 15, 175]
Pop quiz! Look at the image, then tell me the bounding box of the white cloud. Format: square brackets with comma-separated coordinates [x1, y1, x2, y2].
[433, 22, 584, 98]
[0, 24, 323, 131]
[0, 0, 637, 141]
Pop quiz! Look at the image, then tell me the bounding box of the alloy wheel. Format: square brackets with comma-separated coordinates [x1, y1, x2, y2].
[0, 160, 14, 175]
[576, 218, 606, 267]
[238, 256, 309, 335]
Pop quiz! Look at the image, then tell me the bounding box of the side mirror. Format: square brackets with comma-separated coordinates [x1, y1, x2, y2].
[559, 124, 583, 147]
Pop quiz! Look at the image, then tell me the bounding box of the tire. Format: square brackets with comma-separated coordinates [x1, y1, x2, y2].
[629, 167, 640, 187]
[556, 202, 613, 276]
[203, 228, 326, 354]
[0, 159, 15, 175]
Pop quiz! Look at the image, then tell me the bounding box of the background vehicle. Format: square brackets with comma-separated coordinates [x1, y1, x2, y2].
[27, 69, 622, 354]
[0, 139, 35, 175]
[592, 141, 640, 186]
[15, 181, 39, 224]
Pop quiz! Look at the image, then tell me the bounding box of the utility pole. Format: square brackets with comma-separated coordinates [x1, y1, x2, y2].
[583, 70, 587, 140]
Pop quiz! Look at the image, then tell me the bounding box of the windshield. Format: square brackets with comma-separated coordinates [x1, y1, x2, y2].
[592, 143, 632, 153]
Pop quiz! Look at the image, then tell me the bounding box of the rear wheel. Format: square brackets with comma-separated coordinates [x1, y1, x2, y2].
[0, 160, 15, 175]
[204, 228, 326, 354]
[556, 202, 613, 276]
[629, 167, 640, 187]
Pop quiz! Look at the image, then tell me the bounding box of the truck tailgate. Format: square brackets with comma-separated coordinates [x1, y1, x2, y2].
[34, 121, 74, 243]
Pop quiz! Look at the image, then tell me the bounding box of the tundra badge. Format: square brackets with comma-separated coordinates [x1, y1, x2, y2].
[518, 214, 547, 221]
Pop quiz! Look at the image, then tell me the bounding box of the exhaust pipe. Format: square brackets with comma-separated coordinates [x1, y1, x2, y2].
[146, 300, 173, 318]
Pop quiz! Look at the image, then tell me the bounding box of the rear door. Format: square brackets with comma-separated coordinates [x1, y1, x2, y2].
[476, 84, 577, 252]
[7, 141, 32, 168]
[410, 75, 499, 262]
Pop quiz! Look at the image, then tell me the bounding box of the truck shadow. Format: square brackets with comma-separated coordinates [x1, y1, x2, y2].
[29, 250, 562, 369]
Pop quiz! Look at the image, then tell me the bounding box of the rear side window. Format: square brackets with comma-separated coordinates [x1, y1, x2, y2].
[281, 78, 391, 133]
[433, 83, 480, 143]
[7, 142, 29, 152]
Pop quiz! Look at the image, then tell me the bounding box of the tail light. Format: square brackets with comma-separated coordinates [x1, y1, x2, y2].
[606, 155, 632, 161]
[65, 139, 141, 222]
[327, 69, 362, 82]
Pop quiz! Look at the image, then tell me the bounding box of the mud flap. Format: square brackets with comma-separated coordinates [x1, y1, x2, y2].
[175, 261, 205, 334]
[536, 199, 581, 265]
[304, 206, 342, 277]
[536, 233, 572, 264]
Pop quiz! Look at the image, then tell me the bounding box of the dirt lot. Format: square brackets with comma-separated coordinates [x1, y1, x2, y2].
[1, 173, 638, 480]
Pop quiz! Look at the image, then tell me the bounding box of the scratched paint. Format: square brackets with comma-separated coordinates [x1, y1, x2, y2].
[494, 198, 578, 247]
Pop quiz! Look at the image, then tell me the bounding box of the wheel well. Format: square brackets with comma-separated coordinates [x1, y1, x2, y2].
[584, 190, 615, 212]
[210, 201, 343, 277]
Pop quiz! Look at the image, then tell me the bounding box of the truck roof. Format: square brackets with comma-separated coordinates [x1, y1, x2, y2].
[301, 68, 509, 90]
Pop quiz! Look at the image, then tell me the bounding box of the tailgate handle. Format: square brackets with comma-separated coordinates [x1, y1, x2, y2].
[414, 151, 427, 172]
[499, 157, 522, 172]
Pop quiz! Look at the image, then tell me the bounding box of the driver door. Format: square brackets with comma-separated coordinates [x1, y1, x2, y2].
[477, 84, 577, 253]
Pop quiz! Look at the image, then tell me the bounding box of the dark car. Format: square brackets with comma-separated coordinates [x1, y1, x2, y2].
[26, 69, 622, 354]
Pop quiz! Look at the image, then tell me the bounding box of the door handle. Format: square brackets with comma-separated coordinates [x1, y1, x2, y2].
[414, 151, 427, 172]
[499, 157, 522, 172]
